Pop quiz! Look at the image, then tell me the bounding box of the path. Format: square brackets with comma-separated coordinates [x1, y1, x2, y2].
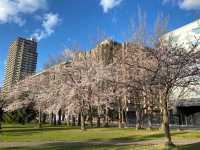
[0, 139, 199, 148]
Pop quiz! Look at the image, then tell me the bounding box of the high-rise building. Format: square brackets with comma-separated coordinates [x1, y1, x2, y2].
[3, 37, 37, 94]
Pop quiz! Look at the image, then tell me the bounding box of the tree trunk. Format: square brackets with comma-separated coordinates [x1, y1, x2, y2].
[124, 111, 128, 127]
[0, 108, 3, 129]
[88, 87, 93, 128]
[122, 110, 125, 128]
[104, 105, 109, 127]
[163, 99, 174, 146]
[89, 116, 93, 128]
[38, 107, 42, 128]
[62, 112, 65, 122]
[72, 116, 76, 126]
[97, 105, 101, 128]
[81, 111, 85, 131]
[53, 114, 57, 126]
[97, 116, 101, 128]
[136, 108, 142, 130]
[89, 106, 93, 127]
[147, 112, 152, 130]
[118, 107, 122, 128]
[50, 112, 54, 126]
[66, 114, 70, 126]
[42, 113, 47, 124]
[78, 113, 81, 126]
[57, 109, 62, 125]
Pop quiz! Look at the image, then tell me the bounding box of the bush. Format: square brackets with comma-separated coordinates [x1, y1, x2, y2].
[3, 105, 37, 124]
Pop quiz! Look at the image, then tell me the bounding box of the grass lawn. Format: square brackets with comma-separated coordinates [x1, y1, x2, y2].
[0, 124, 200, 149]
[0, 124, 165, 142]
[1, 144, 200, 150]
[0, 144, 167, 150]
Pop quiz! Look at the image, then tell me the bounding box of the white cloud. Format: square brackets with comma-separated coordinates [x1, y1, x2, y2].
[179, 0, 200, 10]
[0, 0, 47, 26]
[163, 0, 200, 10]
[100, 0, 123, 13]
[31, 13, 61, 41]
[162, 0, 178, 5]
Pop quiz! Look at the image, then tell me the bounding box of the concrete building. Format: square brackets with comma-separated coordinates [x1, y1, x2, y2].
[162, 19, 200, 49]
[162, 20, 200, 100]
[3, 37, 37, 94]
[163, 20, 200, 98]
[163, 19, 200, 126]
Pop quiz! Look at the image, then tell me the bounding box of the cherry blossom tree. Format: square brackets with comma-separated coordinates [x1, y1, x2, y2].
[0, 93, 5, 129]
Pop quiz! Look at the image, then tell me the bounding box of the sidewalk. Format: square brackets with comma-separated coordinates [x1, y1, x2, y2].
[0, 139, 199, 148]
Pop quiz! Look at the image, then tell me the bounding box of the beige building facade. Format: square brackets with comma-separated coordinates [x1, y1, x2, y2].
[3, 37, 37, 94]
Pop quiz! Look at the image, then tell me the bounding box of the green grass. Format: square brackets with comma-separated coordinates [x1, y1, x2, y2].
[0, 124, 200, 149]
[0, 124, 164, 142]
[0, 144, 162, 150]
[0, 144, 199, 150]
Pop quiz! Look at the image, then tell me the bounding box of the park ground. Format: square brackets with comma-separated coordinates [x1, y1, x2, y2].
[0, 124, 200, 149]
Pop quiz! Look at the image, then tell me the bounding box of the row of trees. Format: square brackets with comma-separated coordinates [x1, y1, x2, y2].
[1, 12, 200, 146]
[1, 35, 200, 146]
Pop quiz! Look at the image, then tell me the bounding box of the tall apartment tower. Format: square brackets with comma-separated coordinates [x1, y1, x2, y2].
[3, 37, 37, 94]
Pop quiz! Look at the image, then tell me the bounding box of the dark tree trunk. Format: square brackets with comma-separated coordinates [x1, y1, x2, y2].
[0, 107, 3, 129]
[147, 112, 152, 130]
[57, 109, 62, 125]
[81, 111, 85, 131]
[72, 116, 76, 126]
[97, 105, 101, 128]
[97, 116, 101, 128]
[89, 116, 93, 128]
[122, 110, 125, 128]
[42, 113, 47, 123]
[124, 111, 128, 127]
[163, 99, 174, 146]
[53, 114, 57, 126]
[78, 114, 81, 126]
[50, 112, 54, 126]
[62, 112, 65, 122]
[104, 105, 109, 127]
[88, 87, 93, 128]
[89, 105, 93, 127]
[66, 114, 70, 126]
[118, 106, 122, 128]
[38, 107, 42, 128]
[136, 107, 142, 130]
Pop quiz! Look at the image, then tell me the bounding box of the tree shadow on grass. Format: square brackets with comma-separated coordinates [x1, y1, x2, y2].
[0, 127, 70, 133]
[107, 133, 164, 143]
[0, 141, 182, 150]
[105, 131, 191, 143]
[171, 131, 190, 136]
[83, 132, 165, 143]
[0, 127, 74, 137]
[2, 126, 34, 129]
[178, 142, 200, 150]
[0, 143, 133, 150]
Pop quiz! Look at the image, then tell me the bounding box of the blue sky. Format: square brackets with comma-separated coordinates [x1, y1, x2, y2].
[0, 0, 199, 86]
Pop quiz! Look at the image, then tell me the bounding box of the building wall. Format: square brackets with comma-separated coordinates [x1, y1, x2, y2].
[162, 19, 200, 48]
[3, 37, 37, 94]
[163, 19, 200, 100]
